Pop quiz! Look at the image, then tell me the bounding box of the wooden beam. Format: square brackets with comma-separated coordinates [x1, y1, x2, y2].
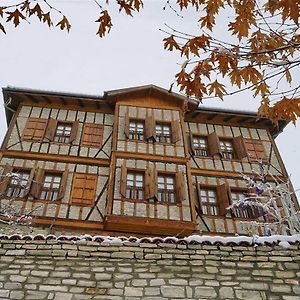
[104, 215, 196, 237]
[191, 167, 287, 181]
[26, 94, 39, 103]
[1, 150, 110, 167]
[223, 115, 235, 122]
[42, 96, 52, 104]
[207, 114, 218, 121]
[34, 217, 104, 230]
[78, 99, 84, 107]
[59, 97, 67, 105]
[114, 151, 188, 164]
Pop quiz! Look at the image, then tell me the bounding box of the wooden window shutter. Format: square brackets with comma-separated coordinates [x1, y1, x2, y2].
[70, 173, 98, 206]
[195, 183, 203, 215]
[0, 164, 13, 194]
[233, 136, 248, 159]
[207, 132, 221, 157]
[171, 120, 181, 143]
[23, 167, 36, 197]
[175, 170, 186, 202]
[216, 183, 231, 216]
[44, 118, 58, 141]
[120, 162, 127, 197]
[69, 120, 79, 143]
[31, 168, 45, 199]
[145, 115, 156, 141]
[81, 123, 104, 148]
[189, 133, 195, 155]
[57, 170, 69, 200]
[145, 165, 158, 200]
[22, 118, 48, 141]
[124, 112, 130, 139]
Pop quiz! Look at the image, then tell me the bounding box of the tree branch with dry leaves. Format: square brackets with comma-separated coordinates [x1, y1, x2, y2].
[1, 0, 300, 124]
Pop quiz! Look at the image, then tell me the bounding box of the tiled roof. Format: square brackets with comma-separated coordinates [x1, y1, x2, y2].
[0, 234, 299, 247]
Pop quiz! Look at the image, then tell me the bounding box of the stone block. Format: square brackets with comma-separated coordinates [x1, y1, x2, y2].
[161, 286, 185, 298]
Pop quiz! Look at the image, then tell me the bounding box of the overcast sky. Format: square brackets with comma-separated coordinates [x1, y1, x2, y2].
[0, 0, 299, 198]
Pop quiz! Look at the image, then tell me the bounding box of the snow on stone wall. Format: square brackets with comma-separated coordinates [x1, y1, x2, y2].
[0, 235, 299, 299]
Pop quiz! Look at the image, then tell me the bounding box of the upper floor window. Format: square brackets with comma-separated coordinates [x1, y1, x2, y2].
[193, 136, 209, 157]
[220, 139, 234, 159]
[126, 172, 144, 200]
[157, 174, 176, 203]
[129, 120, 144, 141]
[40, 173, 62, 201]
[6, 170, 30, 198]
[156, 123, 172, 143]
[230, 191, 251, 218]
[54, 122, 72, 143]
[199, 188, 218, 216]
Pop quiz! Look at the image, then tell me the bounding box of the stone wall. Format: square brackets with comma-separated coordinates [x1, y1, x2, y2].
[0, 237, 299, 300]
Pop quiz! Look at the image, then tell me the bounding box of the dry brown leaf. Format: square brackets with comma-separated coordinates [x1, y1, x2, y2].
[6, 9, 26, 27]
[0, 22, 6, 34]
[56, 15, 71, 32]
[96, 10, 112, 38]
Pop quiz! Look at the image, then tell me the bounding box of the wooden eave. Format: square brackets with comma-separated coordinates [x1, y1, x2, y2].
[185, 107, 289, 138]
[104, 84, 199, 112]
[2, 87, 113, 126]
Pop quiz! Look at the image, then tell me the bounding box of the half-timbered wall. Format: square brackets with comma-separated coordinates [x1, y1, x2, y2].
[0, 89, 295, 236]
[111, 158, 191, 222]
[187, 122, 284, 176]
[5, 105, 113, 160]
[0, 156, 108, 223]
[117, 105, 185, 157]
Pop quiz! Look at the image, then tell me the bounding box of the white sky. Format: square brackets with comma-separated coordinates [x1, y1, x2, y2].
[0, 0, 299, 197]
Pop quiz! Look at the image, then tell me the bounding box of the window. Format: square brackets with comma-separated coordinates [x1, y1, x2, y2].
[70, 173, 97, 206]
[54, 122, 72, 143]
[81, 123, 104, 148]
[193, 136, 209, 156]
[6, 170, 30, 198]
[157, 174, 176, 203]
[22, 118, 48, 141]
[156, 123, 172, 143]
[126, 172, 144, 200]
[230, 191, 251, 218]
[129, 120, 144, 141]
[220, 140, 234, 159]
[244, 139, 267, 162]
[199, 189, 218, 216]
[40, 173, 62, 201]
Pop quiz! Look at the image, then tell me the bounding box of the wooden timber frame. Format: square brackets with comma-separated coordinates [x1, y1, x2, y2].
[0, 85, 294, 236]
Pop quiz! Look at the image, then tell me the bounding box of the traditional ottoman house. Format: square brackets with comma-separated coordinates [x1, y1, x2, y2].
[0, 85, 298, 237]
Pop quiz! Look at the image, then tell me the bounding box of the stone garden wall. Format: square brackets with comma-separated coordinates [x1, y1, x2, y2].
[0, 236, 299, 300]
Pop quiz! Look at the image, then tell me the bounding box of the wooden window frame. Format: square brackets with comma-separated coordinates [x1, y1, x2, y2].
[155, 122, 172, 144]
[6, 168, 31, 199]
[39, 172, 63, 202]
[54, 121, 73, 143]
[192, 135, 209, 157]
[219, 138, 235, 160]
[157, 173, 176, 204]
[81, 123, 104, 148]
[22, 118, 48, 142]
[125, 171, 145, 200]
[230, 189, 252, 219]
[128, 119, 145, 141]
[198, 186, 219, 216]
[70, 173, 98, 206]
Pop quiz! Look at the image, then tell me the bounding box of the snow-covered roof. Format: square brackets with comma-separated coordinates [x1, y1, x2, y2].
[0, 234, 299, 247]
